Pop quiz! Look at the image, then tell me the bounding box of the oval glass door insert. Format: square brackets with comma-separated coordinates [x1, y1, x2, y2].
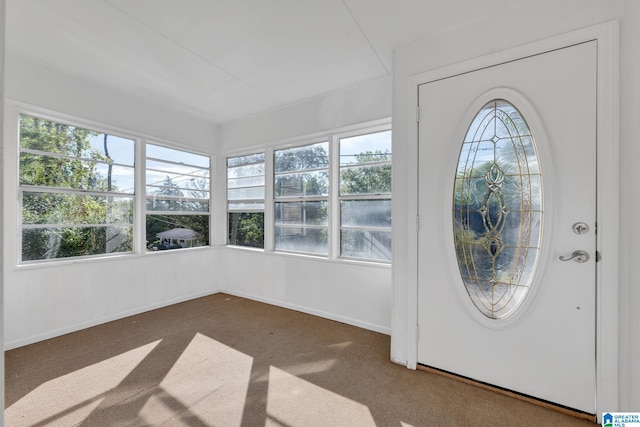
[453, 99, 542, 319]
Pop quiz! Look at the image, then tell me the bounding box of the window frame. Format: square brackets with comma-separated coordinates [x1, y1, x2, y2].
[224, 119, 392, 265]
[335, 127, 392, 263]
[226, 152, 266, 249]
[18, 112, 137, 264]
[144, 141, 212, 253]
[273, 140, 330, 256]
[14, 106, 214, 265]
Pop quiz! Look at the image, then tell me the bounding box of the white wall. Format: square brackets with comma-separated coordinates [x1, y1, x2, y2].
[3, 54, 220, 349]
[219, 76, 392, 152]
[218, 249, 391, 334]
[1, 0, 6, 423]
[392, 0, 638, 411]
[217, 77, 393, 334]
[3, 60, 394, 348]
[6, 54, 216, 150]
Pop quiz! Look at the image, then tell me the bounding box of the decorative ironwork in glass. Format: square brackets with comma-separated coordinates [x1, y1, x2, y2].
[453, 99, 542, 319]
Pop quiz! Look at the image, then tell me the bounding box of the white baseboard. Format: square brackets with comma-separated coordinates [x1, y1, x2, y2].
[5, 288, 391, 350]
[221, 289, 391, 336]
[4, 290, 222, 350]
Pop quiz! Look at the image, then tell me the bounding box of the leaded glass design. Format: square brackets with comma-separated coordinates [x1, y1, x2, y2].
[453, 99, 542, 319]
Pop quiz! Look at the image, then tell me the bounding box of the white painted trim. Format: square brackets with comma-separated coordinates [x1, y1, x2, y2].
[406, 81, 419, 370]
[1, 0, 6, 421]
[223, 289, 392, 336]
[135, 133, 146, 254]
[407, 21, 619, 418]
[264, 146, 276, 251]
[593, 20, 620, 419]
[329, 134, 340, 258]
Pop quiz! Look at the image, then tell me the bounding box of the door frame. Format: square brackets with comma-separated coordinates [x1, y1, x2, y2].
[405, 21, 619, 418]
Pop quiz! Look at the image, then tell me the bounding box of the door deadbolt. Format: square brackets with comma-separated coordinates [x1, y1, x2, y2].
[572, 222, 589, 235]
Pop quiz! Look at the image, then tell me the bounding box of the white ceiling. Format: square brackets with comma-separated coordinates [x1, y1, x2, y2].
[6, 0, 534, 124]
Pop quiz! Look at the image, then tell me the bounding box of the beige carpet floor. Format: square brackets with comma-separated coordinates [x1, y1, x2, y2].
[5, 293, 596, 426]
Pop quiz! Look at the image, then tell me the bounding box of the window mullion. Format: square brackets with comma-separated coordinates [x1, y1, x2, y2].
[273, 195, 328, 202]
[18, 186, 24, 265]
[23, 222, 133, 229]
[20, 147, 134, 169]
[264, 148, 275, 251]
[228, 198, 265, 204]
[274, 165, 328, 175]
[330, 134, 340, 259]
[146, 156, 205, 170]
[339, 193, 392, 201]
[146, 194, 210, 203]
[136, 138, 146, 254]
[20, 185, 133, 198]
[339, 159, 392, 169]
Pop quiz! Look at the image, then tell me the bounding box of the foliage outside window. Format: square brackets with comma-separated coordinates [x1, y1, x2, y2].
[19, 114, 135, 262]
[146, 143, 210, 251]
[274, 142, 329, 255]
[339, 130, 392, 261]
[227, 153, 265, 248]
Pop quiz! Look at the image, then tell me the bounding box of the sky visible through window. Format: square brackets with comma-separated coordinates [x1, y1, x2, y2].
[87, 133, 135, 193]
[340, 130, 391, 165]
[83, 137, 212, 195]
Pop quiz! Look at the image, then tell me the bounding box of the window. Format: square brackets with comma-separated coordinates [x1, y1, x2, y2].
[274, 142, 329, 255]
[224, 121, 392, 263]
[19, 114, 135, 261]
[453, 100, 542, 319]
[339, 130, 392, 261]
[145, 143, 210, 251]
[227, 153, 265, 248]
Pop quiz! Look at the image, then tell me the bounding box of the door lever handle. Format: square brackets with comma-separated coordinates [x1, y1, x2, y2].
[559, 250, 589, 263]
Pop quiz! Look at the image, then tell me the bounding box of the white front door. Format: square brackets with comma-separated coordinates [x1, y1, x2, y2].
[417, 41, 597, 413]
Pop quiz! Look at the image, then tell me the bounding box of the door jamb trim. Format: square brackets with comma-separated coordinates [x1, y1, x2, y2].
[407, 21, 620, 420]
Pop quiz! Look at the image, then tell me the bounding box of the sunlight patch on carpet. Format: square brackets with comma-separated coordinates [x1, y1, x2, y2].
[143, 332, 254, 425]
[5, 340, 161, 427]
[266, 365, 376, 426]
